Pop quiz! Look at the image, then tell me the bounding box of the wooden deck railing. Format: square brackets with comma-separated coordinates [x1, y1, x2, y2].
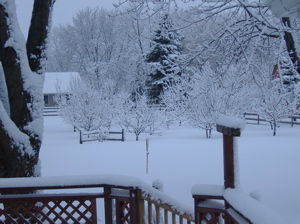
[142, 195, 194, 224]
[193, 192, 251, 224]
[0, 175, 194, 224]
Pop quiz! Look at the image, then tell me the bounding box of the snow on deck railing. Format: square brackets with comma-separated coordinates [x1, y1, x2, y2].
[192, 184, 291, 224]
[191, 184, 224, 197]
[224, 188, 288, 224]
[0, 174, 194, 224]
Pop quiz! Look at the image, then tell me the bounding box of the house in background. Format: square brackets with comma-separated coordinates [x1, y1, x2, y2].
[43, 72, 81, 107]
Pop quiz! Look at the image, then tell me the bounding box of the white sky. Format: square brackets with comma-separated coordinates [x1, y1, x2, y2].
[15, 0, 197, 37]
[15, 0, 119, 37]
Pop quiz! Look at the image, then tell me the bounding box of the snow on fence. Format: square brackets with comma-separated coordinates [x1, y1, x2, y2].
[243, 112, 300, 126]
[0, 175, 194, 224]
[192, 184, 288, 224]
[78, 129, 125, 144]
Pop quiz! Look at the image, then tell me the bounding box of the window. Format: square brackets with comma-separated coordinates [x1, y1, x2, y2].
[44, 95, 49, 105]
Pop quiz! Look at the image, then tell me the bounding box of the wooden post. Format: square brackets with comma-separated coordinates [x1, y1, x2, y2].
[223, 134, 235, 189]
[122, 129, 125, 142]
[148, 201, 152, 224]
[79, 130, 83, 144]
[146, 139, 149, 174]
[104, 187, 113, 224]
[132, 189, 144, 224]
[216, 124, 241, 189]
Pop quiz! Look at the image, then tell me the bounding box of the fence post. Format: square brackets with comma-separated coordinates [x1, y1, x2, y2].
[79, 130, 83, 144]
[122, 129, 125, 142]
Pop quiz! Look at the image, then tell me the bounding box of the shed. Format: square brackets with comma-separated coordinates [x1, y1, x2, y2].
[43, 72, 81, 107]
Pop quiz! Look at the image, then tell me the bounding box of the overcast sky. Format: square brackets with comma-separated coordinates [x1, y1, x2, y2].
[15, 0, 119, 37]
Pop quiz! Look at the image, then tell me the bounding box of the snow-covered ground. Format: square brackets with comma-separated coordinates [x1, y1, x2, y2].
[40, 116, 300, 223]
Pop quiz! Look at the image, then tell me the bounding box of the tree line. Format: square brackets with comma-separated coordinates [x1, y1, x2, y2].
[51, 2, 300, 138]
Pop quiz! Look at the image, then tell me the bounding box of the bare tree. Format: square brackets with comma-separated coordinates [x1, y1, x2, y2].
[0, 0, 55, 180]
[118, 94, 164, 141]
[185, 63, 251, 138]
[48, 7, 153, 93]
[56, 78, 123, 132]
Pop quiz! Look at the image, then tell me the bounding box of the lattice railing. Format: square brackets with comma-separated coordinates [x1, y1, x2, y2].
[0, 176, 195, 224]
[0, 193, 99, 224]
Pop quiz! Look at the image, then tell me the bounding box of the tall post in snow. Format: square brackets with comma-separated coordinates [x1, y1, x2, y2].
[146, 138, 149, 174]
[216, 115, 245, 189]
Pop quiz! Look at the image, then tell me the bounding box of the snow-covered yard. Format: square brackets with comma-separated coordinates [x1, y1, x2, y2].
[40, 116, 300, 223]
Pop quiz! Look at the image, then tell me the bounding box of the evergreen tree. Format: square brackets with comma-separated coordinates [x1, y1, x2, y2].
[145, 13, 183, 104]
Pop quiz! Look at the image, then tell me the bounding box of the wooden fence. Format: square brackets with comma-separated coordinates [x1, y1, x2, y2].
[0, 176, 194, 224]
[0, 174, 283, 224]
[243, 112, 300, 126]
[79, 129, 125, 144]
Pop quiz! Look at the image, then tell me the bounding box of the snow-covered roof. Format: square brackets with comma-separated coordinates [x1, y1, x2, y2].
[264, 0, 300, 17]
[43, 72, 80, 94]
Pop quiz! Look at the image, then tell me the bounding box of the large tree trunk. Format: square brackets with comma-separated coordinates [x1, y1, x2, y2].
[282, 17, 300, 74]
[0, 0, 55, 183]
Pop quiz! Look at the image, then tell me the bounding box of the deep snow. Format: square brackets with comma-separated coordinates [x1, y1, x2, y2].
[40, 116, 300, 223]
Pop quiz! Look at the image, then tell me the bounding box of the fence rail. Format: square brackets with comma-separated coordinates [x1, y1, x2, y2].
[243, 112, 300, 126]
[0, 175, 194, 224]
[79, 129, 125, 144]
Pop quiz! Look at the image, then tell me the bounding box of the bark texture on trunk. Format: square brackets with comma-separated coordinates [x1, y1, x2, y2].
[0, 0, 55, 181]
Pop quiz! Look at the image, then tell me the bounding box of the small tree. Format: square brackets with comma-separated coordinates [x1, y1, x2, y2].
[118, 94, 164, 141]
[161, 75, 190, 126]
[56, 78, 120, 134]
[253, 75, 293, 136]
[182, 63, 250, 138]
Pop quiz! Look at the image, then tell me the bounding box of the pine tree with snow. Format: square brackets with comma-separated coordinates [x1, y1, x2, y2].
[145, 13, 183, 104]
